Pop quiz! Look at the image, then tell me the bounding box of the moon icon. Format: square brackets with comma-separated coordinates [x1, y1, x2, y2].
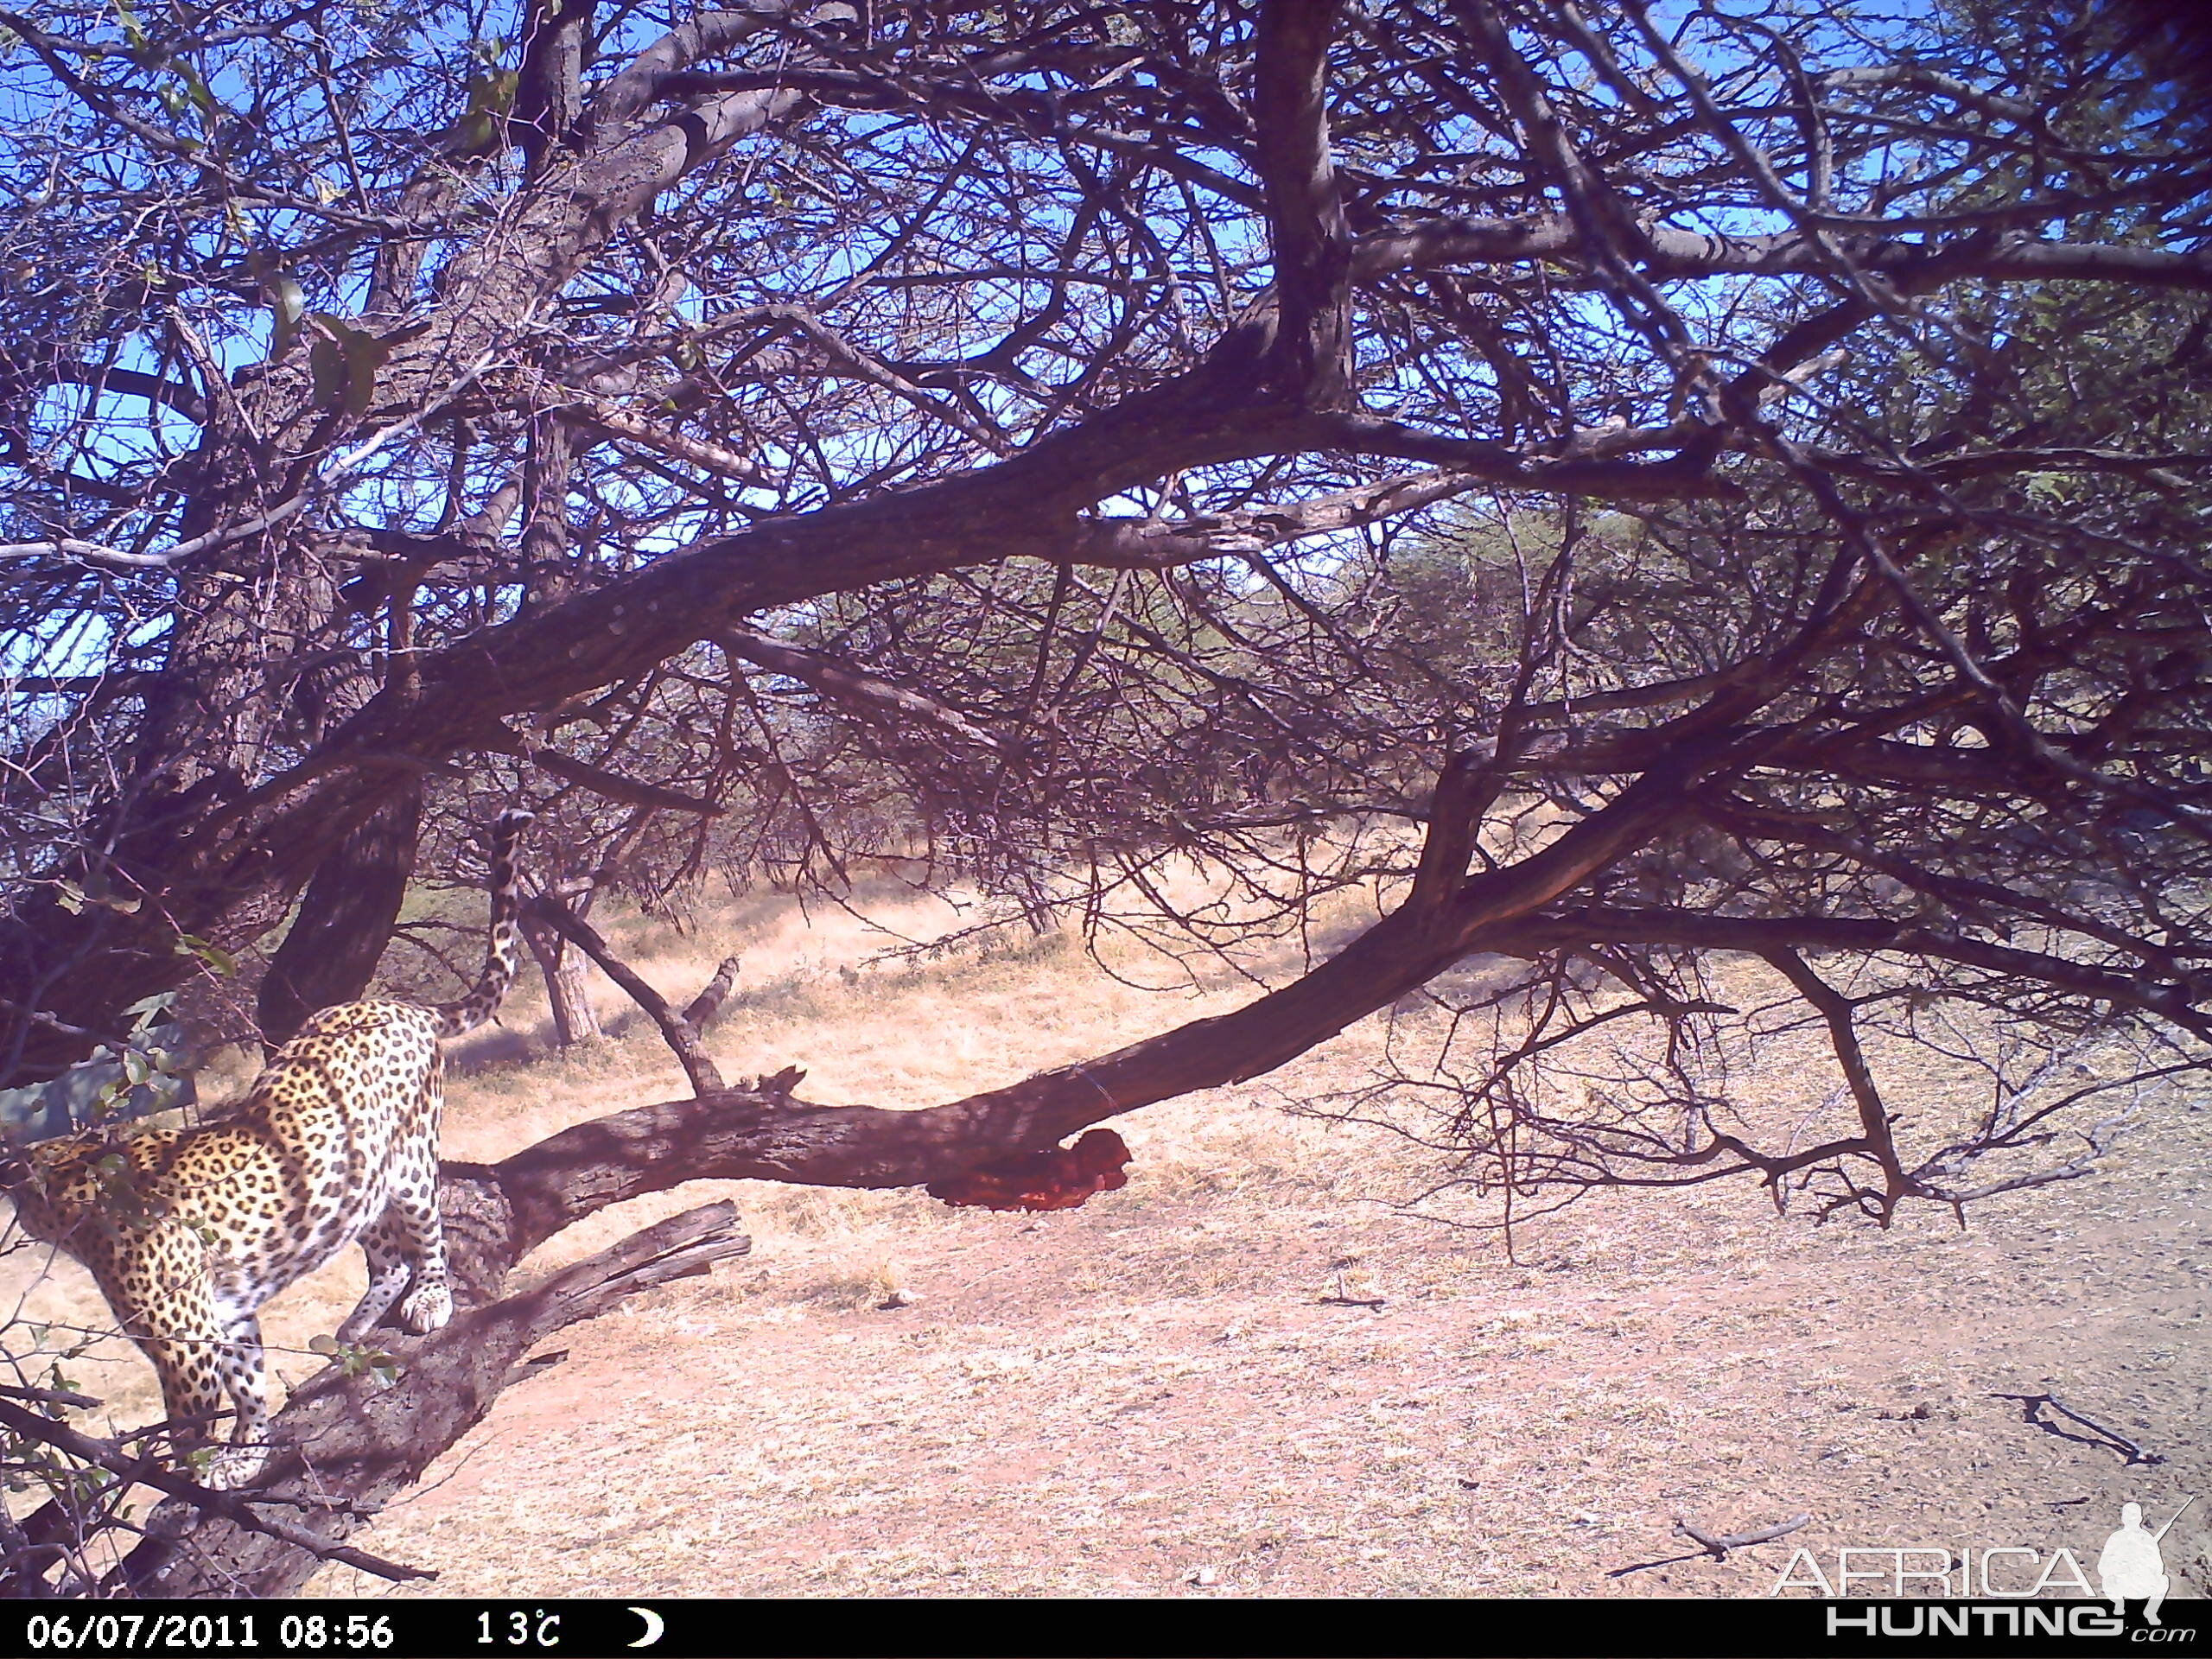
[627, 1606, 666, 1648]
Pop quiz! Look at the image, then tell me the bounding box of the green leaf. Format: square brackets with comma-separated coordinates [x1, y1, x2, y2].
[74, 874, 140, 914]
[53, 880, 85, 914]
[182, 64, 217, 122]
[266, 275, 305, 359]
[466, 67, 518, 117]
[116, 0, 151, 58]
[119, 991, 177, 1029]
[175, 934, 238, 977]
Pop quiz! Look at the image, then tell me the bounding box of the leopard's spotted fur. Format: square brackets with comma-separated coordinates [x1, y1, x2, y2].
[3, 810, 531, 1489]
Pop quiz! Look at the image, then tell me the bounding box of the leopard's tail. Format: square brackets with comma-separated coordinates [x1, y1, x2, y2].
[435, 809, 534, 1039]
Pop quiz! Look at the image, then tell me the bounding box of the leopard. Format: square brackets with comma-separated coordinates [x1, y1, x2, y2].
[1, 809, 532, 1490]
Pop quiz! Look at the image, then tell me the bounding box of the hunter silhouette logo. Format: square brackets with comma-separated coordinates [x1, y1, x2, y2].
[2099, 1497, 2194, 1627]
[1770, 1493, 2202, 1612]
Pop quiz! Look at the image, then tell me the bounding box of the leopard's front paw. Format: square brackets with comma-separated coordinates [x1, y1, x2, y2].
[397, 1282, 452, 1333]
[200, 1444, 270, 1491]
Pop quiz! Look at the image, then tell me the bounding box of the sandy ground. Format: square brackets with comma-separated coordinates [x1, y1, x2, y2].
[296, 1105, 2205, 1600]
[6, 879, 2206, 1599]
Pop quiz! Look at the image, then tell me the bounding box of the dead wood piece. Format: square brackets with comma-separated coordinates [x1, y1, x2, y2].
[753, 1063, 806, 1096]
[1992, 1391, 2164, 1465]
[1674, 1512, 1813, 1557]
[682, 954, 742, 1028]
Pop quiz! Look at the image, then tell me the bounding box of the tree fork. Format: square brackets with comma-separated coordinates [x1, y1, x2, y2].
[256, 785, 424, 1047]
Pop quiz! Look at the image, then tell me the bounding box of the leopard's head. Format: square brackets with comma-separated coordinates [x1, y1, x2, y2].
[0, 1135, 159, 1236]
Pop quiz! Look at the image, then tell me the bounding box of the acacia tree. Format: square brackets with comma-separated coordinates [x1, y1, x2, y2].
[2, 0, 2209, 1593]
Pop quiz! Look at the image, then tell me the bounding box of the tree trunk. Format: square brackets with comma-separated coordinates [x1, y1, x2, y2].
[518, 908, 601, 1046]
[256, 786, 424, 1046]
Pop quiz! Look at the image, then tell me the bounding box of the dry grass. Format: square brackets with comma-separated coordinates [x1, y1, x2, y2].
[4, 871, 2207, 1599]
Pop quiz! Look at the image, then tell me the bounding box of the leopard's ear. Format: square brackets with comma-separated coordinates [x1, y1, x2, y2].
[0, 1147, 35, 1191]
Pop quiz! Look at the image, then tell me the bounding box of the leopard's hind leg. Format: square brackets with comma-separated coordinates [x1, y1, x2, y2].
[335, 1205, 414, 1344]
[386, 1167, 453, 1334]
[389, 1071, 453, 1335]
[335, 1179, 451, 1343]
